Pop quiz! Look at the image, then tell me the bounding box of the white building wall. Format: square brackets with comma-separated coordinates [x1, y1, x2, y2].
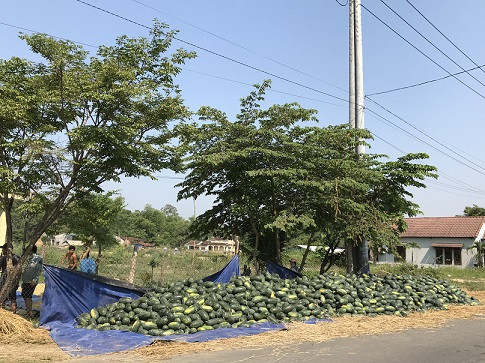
[401, 237, 476, 268]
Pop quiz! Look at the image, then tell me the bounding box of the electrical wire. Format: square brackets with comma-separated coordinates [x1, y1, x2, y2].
[0, 21, 97, 48]
[379, 0, 485, 90]
[74, 0, 350, 106]
[366, 107, 485, 177]
[366, 96, 485, 173]
[129, 0, 347, 94]
[182, 68, 346, 108]
[4, 6, 485, 185]
[369, 131, 485, 197]
[405, 0, 485, 77]
[366, 63, 485, 97]
[361, 3, 485, 101]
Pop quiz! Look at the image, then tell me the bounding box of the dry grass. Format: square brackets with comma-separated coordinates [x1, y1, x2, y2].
[0, 308, 51, 344]
[137, 290, 485, 361]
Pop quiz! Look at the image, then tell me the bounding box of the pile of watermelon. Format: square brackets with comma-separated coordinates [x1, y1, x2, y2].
[76, 272, 479, 336]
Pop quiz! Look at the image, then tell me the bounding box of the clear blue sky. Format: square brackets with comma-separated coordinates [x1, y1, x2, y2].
[2, 1, 485, 219]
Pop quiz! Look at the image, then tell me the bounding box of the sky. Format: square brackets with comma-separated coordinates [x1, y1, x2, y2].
[2, 0, 485, 219]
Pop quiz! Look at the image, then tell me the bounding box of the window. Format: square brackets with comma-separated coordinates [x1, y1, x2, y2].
[396, 246, 406, 261]
[453, 248, 462, 265]
[435, 247, 462, 266]
[436, 247, 443, 264]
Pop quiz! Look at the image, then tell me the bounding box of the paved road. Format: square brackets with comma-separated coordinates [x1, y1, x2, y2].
[68, 317, 485, 363]
[166, 318, 485, 363]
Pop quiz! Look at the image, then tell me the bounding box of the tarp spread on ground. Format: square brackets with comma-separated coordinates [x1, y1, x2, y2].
[266, 261, 303, 279]
[40, 264, 145, 326]
[202, 254, 240, 283]
[40, 260, 294, 357]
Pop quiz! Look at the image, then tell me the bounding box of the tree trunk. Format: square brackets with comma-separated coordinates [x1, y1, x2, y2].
[300, 232, 315, 272]
[345, 240, 353, 274]
[249, 217, 260, 273]
[274, 230, 281, 264]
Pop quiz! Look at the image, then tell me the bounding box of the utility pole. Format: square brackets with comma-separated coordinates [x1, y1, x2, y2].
[349, 0, 369, 275]
[347, 0, 355, 275]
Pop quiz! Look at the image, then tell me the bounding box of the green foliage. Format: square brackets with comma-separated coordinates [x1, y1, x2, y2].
[176, 82, 436, 272]
[59, 192, 124, 253]
[0, 21, 194, 250]
[463, 204, 485, 216]
[118, 204, 191, 246]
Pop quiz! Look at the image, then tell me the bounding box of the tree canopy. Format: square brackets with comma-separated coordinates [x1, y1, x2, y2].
[463, 204, 485, 216]
[0, 22, 194, 301]
[177, 82, 437, 272]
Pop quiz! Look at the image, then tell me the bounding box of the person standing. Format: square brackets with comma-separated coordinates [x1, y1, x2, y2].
[21, 245, 43, 319]
[80, 246, 96, 274]
[61, 245, 78, 270]
[289, 258, 300, 273]
[0, 244, 21, 313]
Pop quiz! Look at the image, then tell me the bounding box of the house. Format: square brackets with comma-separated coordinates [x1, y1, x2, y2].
[185, 238, 236, 254]
[52, 233, 84, 248]
[377, 216, 485, 268]
[117, 236, 155, 249]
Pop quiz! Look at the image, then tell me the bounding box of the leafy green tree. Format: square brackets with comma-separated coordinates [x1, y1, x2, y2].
[464, 204, 485, 216]
[129, 204, 190, 246]
[0, 22, 195, 302]
[60, 192, 125, 256]
[177, 82, 436, 273]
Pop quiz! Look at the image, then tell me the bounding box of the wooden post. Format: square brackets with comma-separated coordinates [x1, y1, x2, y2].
[128, 246, 138, 284]
[159, 254, 163, 284]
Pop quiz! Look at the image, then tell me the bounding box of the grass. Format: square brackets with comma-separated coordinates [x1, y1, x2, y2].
[37, 245, 485, 290]
[40, 244, 233, 286]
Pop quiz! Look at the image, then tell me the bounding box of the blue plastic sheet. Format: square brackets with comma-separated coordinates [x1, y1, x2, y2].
[40, 265, 144, 326]
[266, 261, 303, 279]
[202, 254, 240, 283]
[40, 260, 328, 357]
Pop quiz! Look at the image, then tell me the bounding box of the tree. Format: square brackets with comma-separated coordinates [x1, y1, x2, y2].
[464, 205, 485, 216]
[130, 204, 190, 246]
[0, 22, 195, 302]
[177, 82, 436, 273]
[60, 192, 125, 256]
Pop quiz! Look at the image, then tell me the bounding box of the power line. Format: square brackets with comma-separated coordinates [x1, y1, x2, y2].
[183, 68, 347, 108]
[74, 0, 350, 106]
[405, 0, 485, 77]
[426, 185, 485, 200]
[129, 0, 347, 94]
[366, 63, 485, 97]
[379, 0, 485, 90]
[369, 131, 485, 197]
[361, 3, 485, 101]
[366, 96, 485, 173]
[0, 21, 97, 48]
[4, 6, 485, 183]
[366, 106, 485, 177]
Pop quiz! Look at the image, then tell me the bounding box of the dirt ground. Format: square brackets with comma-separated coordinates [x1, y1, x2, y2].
[0, 290, 484, 363]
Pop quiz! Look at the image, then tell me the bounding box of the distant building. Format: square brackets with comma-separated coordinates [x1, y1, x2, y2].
[117, 236, 155, 249]
[376, 216, 485, 268]
[185, 238, 236, 254]
[52, 233, 84, 248]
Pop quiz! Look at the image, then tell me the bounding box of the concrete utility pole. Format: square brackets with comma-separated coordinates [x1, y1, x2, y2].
[349, 0, 369, 275]
[347, 0, 355, 275]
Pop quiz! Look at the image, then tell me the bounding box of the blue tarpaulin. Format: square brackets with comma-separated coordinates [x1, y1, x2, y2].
[40, 259, 294, 357]
[202, 254, 240, 283]
[266, 261, 303, 279]
[40, 264, 144, 327]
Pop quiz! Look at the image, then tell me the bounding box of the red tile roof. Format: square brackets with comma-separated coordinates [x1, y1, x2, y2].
[400, 217, 485, 238]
